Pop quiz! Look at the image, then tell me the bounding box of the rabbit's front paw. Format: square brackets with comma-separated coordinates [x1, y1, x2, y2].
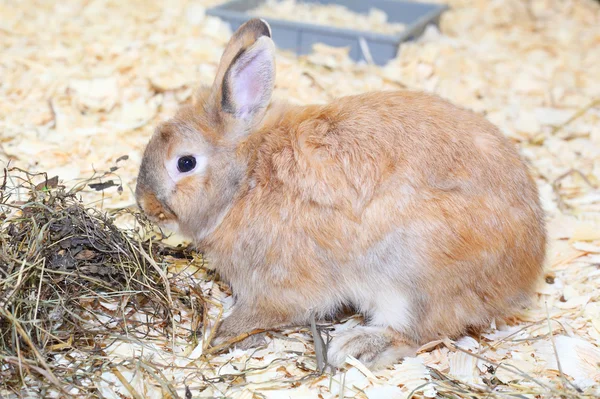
[327, 326, 416, 370]
[212, 329, 267, 350]
[210, 306, 277, 351]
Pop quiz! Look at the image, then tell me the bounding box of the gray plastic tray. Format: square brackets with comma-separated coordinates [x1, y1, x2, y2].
[206, 0, 448, 65]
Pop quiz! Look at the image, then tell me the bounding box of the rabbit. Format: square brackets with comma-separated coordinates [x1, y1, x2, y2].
[135, 18, 546, 369]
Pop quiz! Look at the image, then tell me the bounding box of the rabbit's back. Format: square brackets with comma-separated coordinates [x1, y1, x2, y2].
[249, 91, 538, 218]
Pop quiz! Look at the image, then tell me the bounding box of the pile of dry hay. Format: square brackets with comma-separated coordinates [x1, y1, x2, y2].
[0, 166, 193, 397]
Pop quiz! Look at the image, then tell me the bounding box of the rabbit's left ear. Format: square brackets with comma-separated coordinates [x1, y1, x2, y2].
[207, 18, 275, 138]
[220, 35, 275, 122]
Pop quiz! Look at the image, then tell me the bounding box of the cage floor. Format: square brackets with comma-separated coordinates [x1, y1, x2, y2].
[1, 0, 599, 398]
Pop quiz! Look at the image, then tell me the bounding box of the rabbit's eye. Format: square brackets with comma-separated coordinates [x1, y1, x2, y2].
[177, 156, 196, 173]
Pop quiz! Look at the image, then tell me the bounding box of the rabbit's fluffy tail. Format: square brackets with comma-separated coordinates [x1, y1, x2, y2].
[326, 326, 417, 369]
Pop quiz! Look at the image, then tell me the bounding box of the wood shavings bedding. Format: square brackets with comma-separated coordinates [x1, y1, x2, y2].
[250, 0, 406, 35]
[1, 0, 600, 398]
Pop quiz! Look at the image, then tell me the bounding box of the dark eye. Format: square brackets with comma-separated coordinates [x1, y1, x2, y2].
[177, 156, 196, 173]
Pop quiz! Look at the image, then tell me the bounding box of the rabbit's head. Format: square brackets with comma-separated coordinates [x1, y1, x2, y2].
[135, 19, 275, 240]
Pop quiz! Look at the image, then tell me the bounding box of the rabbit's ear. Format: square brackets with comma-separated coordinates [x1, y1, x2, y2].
[207, 19, 275, 138]
[221, 36, 275, 122]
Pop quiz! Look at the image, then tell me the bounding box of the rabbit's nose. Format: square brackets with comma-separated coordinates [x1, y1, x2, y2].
[136, 189, 176, 222]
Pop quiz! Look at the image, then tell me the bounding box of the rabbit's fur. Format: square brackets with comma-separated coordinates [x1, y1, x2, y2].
[136, 19, 546, 369]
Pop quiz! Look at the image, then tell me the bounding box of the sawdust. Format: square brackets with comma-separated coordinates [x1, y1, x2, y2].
[1, 0, 599, 398]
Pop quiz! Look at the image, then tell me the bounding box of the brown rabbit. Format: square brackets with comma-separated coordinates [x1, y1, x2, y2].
[135, 18, 546, 369]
